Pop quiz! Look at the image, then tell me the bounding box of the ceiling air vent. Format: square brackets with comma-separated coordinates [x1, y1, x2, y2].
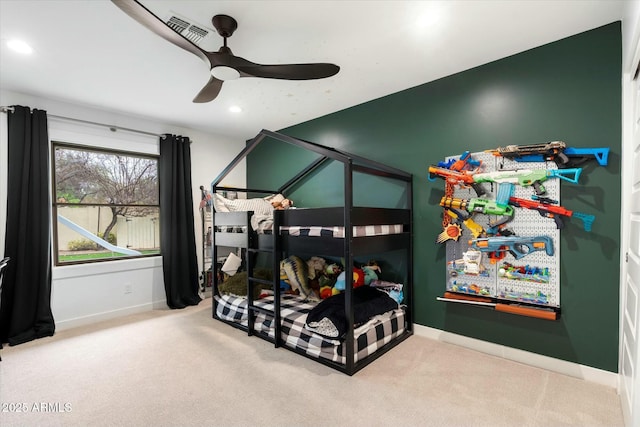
[167, 16, 190, 34]
[165, 13, 213, 47]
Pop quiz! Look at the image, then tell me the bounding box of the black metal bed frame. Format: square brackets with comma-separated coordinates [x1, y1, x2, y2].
[209, 129, 413, 375]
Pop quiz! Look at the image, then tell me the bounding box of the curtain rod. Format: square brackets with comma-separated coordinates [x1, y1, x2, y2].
[1, 105, 163, 138]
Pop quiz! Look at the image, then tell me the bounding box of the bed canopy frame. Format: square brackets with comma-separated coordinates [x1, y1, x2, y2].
[210, 129, 413, 375]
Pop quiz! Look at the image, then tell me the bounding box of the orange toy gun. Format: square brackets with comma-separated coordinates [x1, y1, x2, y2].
[508, 196, 595, 231]
[437, 292, 558, 320]
[428, 166, 486, 196]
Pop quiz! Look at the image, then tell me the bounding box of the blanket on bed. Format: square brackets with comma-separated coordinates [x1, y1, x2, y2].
[305, 286, 399, 338]
[213, 193, 278, 233]
[218, 269, 273, 298]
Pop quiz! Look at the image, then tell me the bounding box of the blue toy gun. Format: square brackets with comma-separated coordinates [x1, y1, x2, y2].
[437, 151, 481, 171]
[469, 235, 554, 263]
[486, 141, 609, 168]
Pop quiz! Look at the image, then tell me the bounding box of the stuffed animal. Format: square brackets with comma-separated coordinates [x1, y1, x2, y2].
[362, 261, 381, 285]
[319, 285, 333, 299]
[325, 263, 341, 276]
[306, 256, 326, 280]
[334, 267, 365, 291]
[271, 198, 293, 210]
[280, 255, 318, 301]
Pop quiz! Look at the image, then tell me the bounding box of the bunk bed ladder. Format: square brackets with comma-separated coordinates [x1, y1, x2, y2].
[245, 211, 282, 345]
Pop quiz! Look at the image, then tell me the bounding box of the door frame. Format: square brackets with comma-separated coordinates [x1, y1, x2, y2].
[619, 15, 640, 427]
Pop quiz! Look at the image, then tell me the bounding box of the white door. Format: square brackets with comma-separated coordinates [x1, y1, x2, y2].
[620, 42, 640, 427]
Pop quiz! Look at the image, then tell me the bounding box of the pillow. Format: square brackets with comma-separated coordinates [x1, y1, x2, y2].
[212, 193, 230, 212]
[221, 252, 242, 276]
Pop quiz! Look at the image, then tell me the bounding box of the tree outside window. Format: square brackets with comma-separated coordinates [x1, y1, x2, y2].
[52, 143, 160, 265]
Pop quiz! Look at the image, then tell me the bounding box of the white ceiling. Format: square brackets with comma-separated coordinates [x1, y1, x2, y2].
[0, 0, 626, 141]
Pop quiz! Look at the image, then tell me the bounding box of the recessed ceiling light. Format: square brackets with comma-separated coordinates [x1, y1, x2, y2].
[229, 106, 242, 113]
[7, 39, 33, 55]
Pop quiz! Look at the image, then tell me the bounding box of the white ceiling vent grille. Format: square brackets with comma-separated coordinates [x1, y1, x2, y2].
[165, 12, 214, 47]
[167, 16, 190, 34]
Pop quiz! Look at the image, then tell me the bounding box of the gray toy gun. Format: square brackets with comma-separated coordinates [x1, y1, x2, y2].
[468, 235, 554, 263]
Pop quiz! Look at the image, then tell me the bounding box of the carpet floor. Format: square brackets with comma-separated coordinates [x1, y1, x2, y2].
[0, 298, 624, 427]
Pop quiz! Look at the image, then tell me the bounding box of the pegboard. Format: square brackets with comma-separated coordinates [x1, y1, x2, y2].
[440, 151, 561, 310]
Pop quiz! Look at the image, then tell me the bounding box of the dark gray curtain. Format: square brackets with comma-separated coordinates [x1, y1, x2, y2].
[159, 134, 201, 309]
[0, 105, 54, 346]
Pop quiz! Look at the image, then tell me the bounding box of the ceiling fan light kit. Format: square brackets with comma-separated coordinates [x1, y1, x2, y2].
[111, 0, 340, 102]
[211, 66, 240, 81]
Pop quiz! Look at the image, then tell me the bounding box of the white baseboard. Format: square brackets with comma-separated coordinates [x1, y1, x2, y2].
[55, 300, 167, 331]
[414, 324, 619, 389]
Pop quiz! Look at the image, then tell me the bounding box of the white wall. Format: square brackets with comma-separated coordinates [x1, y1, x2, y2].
[622, 1, 640, 71]
[0, 89, 246, 330]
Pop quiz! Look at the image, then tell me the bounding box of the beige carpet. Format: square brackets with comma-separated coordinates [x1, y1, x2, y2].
[0, 298, 624, 427]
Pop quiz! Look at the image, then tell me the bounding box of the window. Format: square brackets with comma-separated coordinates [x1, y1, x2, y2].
[52, 143, 160, 265]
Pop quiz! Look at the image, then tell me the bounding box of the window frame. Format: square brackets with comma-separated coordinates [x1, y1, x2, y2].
[51, 141, 161, 266]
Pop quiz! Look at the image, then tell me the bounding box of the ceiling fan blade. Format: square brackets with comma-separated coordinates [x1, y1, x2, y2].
[234, 63, 340, 80]
[111, 0, 210, 66]
[193, 77, 224, 103]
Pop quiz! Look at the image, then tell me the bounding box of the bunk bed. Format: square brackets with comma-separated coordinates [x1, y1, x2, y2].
[210, 129, 413, 375]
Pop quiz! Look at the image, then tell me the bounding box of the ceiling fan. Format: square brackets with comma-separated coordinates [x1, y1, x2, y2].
[111, 0, 340, 103]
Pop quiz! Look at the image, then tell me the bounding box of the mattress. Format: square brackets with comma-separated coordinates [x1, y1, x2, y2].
[215, 224, 404, 237]
[280, 224, 404, 237]
[214, 293, 406, 364]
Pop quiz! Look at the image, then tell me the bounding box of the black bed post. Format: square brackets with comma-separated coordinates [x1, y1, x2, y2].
[407, 176, 414, 331]
[273, 209, 283, 347]
[211, 183, 218, 319]
[344, 158, 355, 374]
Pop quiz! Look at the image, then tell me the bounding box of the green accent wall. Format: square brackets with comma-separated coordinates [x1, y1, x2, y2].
[248, 22, 622, 372]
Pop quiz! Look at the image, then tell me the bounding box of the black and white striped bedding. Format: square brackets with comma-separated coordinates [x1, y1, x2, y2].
[280, 224, 404, 237]
[215, 224, 404, 237]
[214, 293, 405, 364]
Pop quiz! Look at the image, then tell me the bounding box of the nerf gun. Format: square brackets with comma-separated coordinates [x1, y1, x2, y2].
[437, 151, 481, 171]
[437, 208, 485, 242]
[486, 141, 609, 168]
[472, 168, 581, 196]
[508, 196, 595, 231]
[441, 196, 514, 217]
[428, 166, 486, 196]
[469, 235, 554, 263]
[437, 292, 558, 320]
[440, 196, 514, 235]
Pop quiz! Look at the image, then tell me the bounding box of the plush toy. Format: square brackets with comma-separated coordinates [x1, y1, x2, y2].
[362, 261, 381, 285]
[334, 267, 365, 291]
[280, 255, 318, 301]
[306, 256, 327, 280]
[319, 285, 333, 299]
[271, 198, 293, 210]
[325, 263, 341, 276]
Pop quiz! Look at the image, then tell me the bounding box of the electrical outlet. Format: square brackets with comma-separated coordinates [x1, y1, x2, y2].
[124, 283, 132, 294]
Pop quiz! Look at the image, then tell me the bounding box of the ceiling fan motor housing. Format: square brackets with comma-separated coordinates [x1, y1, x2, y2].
[212, 14, 238, 38]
